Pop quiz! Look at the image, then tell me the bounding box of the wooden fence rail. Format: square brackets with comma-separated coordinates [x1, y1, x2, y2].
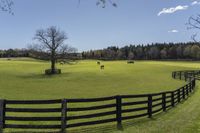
[0, 71, 198, 132]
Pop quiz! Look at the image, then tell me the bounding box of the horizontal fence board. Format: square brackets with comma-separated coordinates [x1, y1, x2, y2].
[173, 92, 179, 95]
[67, 104, 116, 112]
[4, 124, 61, 129]
[174, 95, 180, 100]
[5, 99, 61, 104]
[166, 100, 171, 104]
[67, 96, 115, 103]
[165, 92, 172, 95]
[122, 113, 148, 120]
[174, 100, 179, 104]
[68, 110, 116, 120]
[5, 108, 61, 113]
[152, 102, 162, 108]
[5, 116, 61, 121]
[166, 105, 171, 109]
[122, 107, 147, 113]
[152, 107, 163, 114]
[122, 100, 148, 106]
[121, 94, 148, 98]
[152, 97, 162, 102]
[166, 96, 171, 99]
[67, 118, 116, 128]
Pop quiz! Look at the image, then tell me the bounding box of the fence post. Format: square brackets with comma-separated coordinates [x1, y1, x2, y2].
[61, 99, 67, 133]
[193, 80, 196, 88]
[0, 100, 5, 133]
[162, 93, 166, 111]
[148, 95, 152, 118]
[183, 88, 185, 99]
[116, 95, 122, 129]
[189, 83, 192, 93]
[190, 81, 193, 90]
[191, 82, 193, 91]
[179, 72, 181, 80]
[178, 89, 181, 103]
[186, 85, 189, 96]
[190, 83, 192, 91]
[171, 92, 175, 107]
[172, 72, 175, 78]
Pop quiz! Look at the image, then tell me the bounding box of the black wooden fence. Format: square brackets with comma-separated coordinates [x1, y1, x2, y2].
[0, 71, 197, 132]
[172, 70, 200, 81]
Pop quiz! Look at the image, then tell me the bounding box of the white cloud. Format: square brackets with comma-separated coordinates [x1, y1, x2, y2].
[158, 5, 188, 16]
[191, 1, 200, 5]
[168, 30, 179, 33]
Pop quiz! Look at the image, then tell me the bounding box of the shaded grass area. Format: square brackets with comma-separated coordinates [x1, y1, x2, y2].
[0, 58, 200, 132]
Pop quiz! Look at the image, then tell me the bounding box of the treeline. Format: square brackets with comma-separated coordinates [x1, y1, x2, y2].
[82, 42, 200, 60]
[2, 42, 200, 60]
[0, 49, 29, 58]
[28, 49, 82, 60]
[0, 48, 81, 60]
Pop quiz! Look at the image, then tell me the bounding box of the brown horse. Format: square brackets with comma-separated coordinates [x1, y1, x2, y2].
[100, 65, 104, 69]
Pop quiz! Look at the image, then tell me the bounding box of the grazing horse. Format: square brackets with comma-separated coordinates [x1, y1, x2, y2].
[100, 65, 104, 69]
[97, 61, 101, 65]
[127, 60, 134, 64]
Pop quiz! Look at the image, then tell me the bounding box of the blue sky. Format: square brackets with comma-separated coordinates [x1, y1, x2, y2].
[0, 0, 200, 51]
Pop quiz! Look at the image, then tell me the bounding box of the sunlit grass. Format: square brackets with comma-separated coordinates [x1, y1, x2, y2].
[0, 58, 200, 132]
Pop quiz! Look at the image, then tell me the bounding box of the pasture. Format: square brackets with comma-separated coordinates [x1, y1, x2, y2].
[0, 58, 200, 132]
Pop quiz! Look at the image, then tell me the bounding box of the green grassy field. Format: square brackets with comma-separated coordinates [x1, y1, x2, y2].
[1, 58, 200, 132]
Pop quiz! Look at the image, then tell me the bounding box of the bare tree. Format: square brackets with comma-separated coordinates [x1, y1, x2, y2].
[32, 26, 77, 74]
[0, 0, 14, 14]
[187, 15, 200, 42]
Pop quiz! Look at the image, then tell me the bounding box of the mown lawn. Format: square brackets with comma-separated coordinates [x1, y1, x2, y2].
[0, 58, 187, 99]
[0, 58, 200, 132]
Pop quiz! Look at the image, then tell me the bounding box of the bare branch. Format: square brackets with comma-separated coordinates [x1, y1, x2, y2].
[34, 29, 52, 49]
[0, 0, 14, 15]
[187, 16, 200, 30]
[58, 44, 77, 54]
[191, 33, 198, 42]
[96, 0, 117, 8]
[187, 15, 200, 42]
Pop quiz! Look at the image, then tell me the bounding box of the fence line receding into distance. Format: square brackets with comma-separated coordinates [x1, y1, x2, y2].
[0, 70, 198, 133]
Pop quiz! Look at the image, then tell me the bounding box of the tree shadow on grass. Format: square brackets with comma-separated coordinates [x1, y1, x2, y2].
[67, 115, 164, 133]
[3, 115, 164, 133]
[16, 72, 72, 80]
[68, 104, 187, 133]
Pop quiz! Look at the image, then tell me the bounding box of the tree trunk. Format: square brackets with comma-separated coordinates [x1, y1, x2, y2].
[51, 50, 56, 74]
